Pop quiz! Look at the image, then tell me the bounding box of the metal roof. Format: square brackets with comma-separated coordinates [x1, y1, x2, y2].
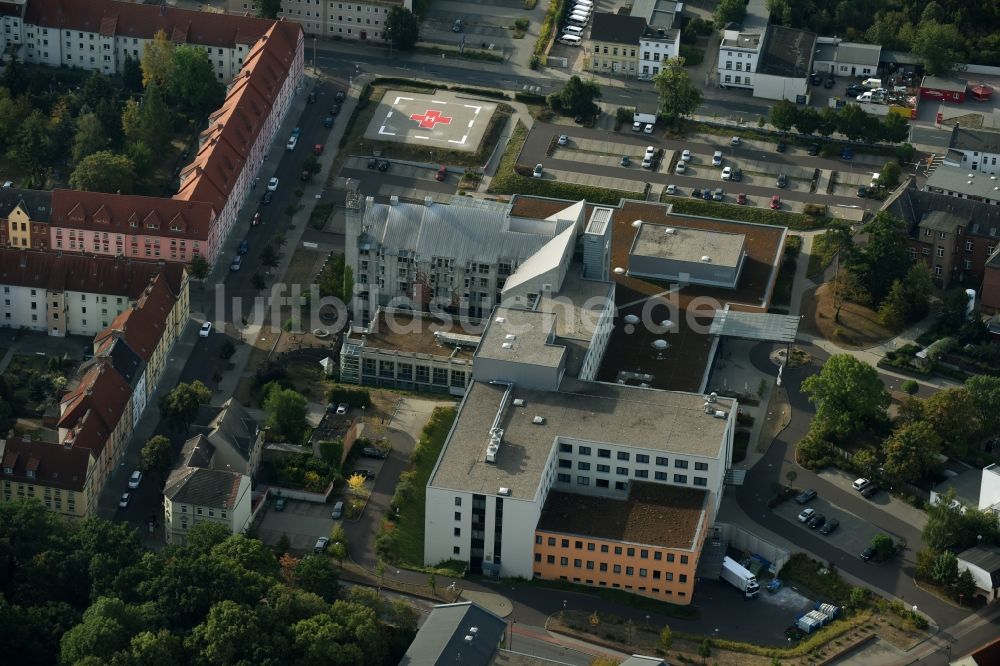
[709, 309, 799, 343]
[835, 42, 881, 67]
[399, 602, 506, 666]
[926, 166, 1000, 203]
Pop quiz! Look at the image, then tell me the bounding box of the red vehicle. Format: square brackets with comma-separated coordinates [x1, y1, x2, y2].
[251, 210, 262, 226]
[770, 195, 781, 210]
[313, 143, 324, 156]
[436, 165, 447, 181]
[737, 193, 747, 205]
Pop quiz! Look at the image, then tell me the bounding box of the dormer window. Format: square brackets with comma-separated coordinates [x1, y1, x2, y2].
[2, 466, 12, 474]
[26, 469, 35, 478]
[170, 225, 181, 232]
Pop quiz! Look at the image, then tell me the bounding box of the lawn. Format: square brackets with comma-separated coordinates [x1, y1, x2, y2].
[376, 406, 459, 574]
[778, 553, 853, 606]
[800, 283, 893, 349]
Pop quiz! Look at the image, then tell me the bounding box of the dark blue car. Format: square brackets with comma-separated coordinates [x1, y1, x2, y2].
[841, 146, 854, 160]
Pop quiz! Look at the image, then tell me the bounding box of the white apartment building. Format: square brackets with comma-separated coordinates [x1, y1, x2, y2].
[632, 0, 681, 79]
[164, 467, 252, 545]
[228, 0, 410, 41]
[947, 127, 1000, 175]
[345, 193, 589, 324]
[14, 0, 279, 80]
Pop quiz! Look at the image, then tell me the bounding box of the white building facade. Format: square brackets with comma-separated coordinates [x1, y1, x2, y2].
[163, 469, 252, 545]
[228, 0, 410, 41]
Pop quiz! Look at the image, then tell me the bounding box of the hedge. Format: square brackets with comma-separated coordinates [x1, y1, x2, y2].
[669, 198, 826, 230]
[449, 85, 509, 100]
[515, 91, 548, 105]
[535, 0, 565, 56]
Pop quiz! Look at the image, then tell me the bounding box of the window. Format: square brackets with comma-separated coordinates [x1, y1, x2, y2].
[455, 497, 462, 506]
[453, 527, 460, 536]
[694, 477, 708, 486]
[596, 478, 609, 488]
[616, 467, 629, 476]
[922, 248, 930, 256]
[557, 473, 571, 482]
[626, 566, 634, 575]
[656, 456, 668, 466]
[674, 460, 688, 469]
[674, 474, 688, 483]
[598, 449, 610, 458]
[578, 462, 591, 471]
[679, 574, 688, 583]
[558, 459, 571, 468]
[548, 536, 556, 546]
[639, 568, 648, 577]
[600, 563, 608, 571]
[597, 464, 610, 473]
[680, 555, 688, 564]
[547, 555, 555, 564]
[615, 481, 626, 490]
[966, 240, 974, 251]
[586, 560, 595, 569]
[574, 558, 582, 568]
[559, 443, 572, 453]
[617, 451, 630, 461]
[654, 552, 662, 560]
[578, 446, 591, 455]
[614, 546, 622, 555]
[560, 557, 568, 565]
[665, 572, 674, 581]
[627, 548, 635, 556]
[695, 462, 709, 471]
[613, 564, 622, 573]
[576, 476, 590, 486]
[635, 470, 648, 478]
[587, 543, 595, 551]
[936, 247, 945, 258]
[455, 512, 462, 521]
[655, 471, 668, 481]
[964, 260, 972, 270]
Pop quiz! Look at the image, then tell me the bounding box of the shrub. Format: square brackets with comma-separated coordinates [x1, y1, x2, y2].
[327, 386, 372, 409]
[901, 379, 919, 395]
[449, 85, 509, 100]
[669, 198, 823, 230]
[515, 91, 547, 104]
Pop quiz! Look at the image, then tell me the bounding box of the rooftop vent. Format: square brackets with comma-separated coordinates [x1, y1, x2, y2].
[632, 220, 642, 228]
[501, 342, 513, 349]
[664, 227, 676, 234]
[532, 416, 546, 425]
[505, 334, 516, 341]
[389, 195, 399, 205]
[701, 255, 712, 262]
[495, 316, 506, 323]
[469, 627, 479, 635]
[424, 196, 434, 206]
[464, 635, 474, 644]
[513, 398, 526, 406]
[707, 392, 718, 403]
[713, 410, 728, 419]
[498, 487, 511, 496]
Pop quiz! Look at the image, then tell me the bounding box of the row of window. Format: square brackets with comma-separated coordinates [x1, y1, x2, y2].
[557, 443, 708, 470]
[594, 45, 637, 57]
[556, 472, 707, 487]
[361, 358, 467, 386]
[537, 536, 690, 563]
[536, 555, 689, 583]
[722, 75, 751, 85]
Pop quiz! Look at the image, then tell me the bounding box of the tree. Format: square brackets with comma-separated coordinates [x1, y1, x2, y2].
[658, 625, 673, 651]
[901, 380, 919, 396]
[158, 380, 212, 430]
[801, 355, 889, 437]
[72, 113, 107, 164]
[549, 75, 602, 118]
[653, 58, 702, 128]
[965, 375, 1000, 437]
[276, 534, 291, 555]
[69, 151, 135, 194]
[169, 46, 225, 115]
[881, 113, 910, 144]
[251, 272, 267, 292]
[837, 104, 869, 141]
[347, 474, 366, 494]
[122, 55, 143, 94]
[294, 556, 339, 602]
[853, 212, 912, 304]
[256, 0, 282, 19]
[770, 99, 798, 132]
[263, 385, 309, 445]
[49, 97, 76, 153]
[931, 550, 958, 586]
[389, 599, 419, 634]
[698, 638, 712, 658]
[141, 30, 174, 89]
[793, 106, 820, 135]
[713, 0, 746, 27]
[302, 154, 321, 176]
[954, 569, 977, 600]
[817, 106, 838, 137]
[912, 21, 966, 76]
[902, 263, 933, 322]
[427, 573, 436, 594]
[260, 244, 279, 270]
[1, 50, 27, 96]
[880, 160, 902, 189]
[877, 280, 907, 330]
[384, 6, 419, 50]
[318, 439, 344, 467]
[8, 109, 54, 184]
[922, 388, 980, 457]
[882, 421, 940, 483]
[189, 255, 210, 281]
[852, 448, 878, 475]
[849, 587, 869, 609]
[140, 435, 174, 481]
[870, 534, 895, 561]
[138, 82, 171, 153]
[938, 289, 973, 331]
[58, 597, 136, 665]
[81, 72, 115, 113]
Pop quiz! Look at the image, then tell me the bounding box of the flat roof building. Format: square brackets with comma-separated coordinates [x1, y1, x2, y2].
[925, 166, 1000, 206]
[627, 222, 747, 288]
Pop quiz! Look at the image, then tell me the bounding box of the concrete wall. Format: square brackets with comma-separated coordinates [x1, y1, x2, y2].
[425, 486, 471, 568]
[714, 522, 790, 574]
[473, 356, 563, 392]
[0, 284, 45, 332]
[753, 73, 808, 101]
[497, 495, 543, 578]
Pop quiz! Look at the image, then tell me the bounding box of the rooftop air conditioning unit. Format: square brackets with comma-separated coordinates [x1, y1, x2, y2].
[532, 416, 546, 425]
[513, 398, 525, 406]
[713, 410, 728, 419]
[498, 487, 511, 496]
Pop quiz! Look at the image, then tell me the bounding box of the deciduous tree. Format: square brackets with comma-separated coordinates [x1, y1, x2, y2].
[384, 6, 419, 50]
[169, 46, 225, 115]
[793, 106, 820, 135]
[140, 435, 174, 482]
[294, 556, 339, 602]
[189, 255, 210, 281]
[141, 30, 174, 89]
[157, 380, 212, 430]
[965, 375, 1000, 437]
[769, 99, 798, 132]
[882, 421, 940, 483]
[72, 113, 107, 164]
[9, 109, 54, 183]
[256, 0, 282, 19]
[69, 151, 135, 194]
[653, 58, 702, 128]
[836, 104, 869, 141]
[713, 0, 746, 27]
[801, 355, 889, 437]
[263, 385, 309, 445]
[912, 21, 965, 76]
[549, 75, 602, 118]
[851, 212, 912, 304]
[922, 388, 980, 457]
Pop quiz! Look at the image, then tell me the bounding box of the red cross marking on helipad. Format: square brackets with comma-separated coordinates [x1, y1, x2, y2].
[409, 109, 453, 130]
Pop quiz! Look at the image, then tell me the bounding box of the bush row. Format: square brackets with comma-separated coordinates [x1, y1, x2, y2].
[535, 0, 565, 56]
[669, 198, 826, 230]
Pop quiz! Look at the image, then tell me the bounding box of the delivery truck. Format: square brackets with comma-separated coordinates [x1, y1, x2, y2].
[720, 556, 760, 598]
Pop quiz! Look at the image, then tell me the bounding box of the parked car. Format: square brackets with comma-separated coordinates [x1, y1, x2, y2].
[336, 403, 349, 415]
[712, 150, 723, 166]
[335, 90, 346, 103]
[251, 210, 262, 226]
[307, 90, 317, 103]
[712, 187, 724, 201]
[776, 173, 788, 188]
[314, 536, 330, 553]
[797, 507, 816, 523]
[674, 160, 685, 174]
[665, 184, 677, 195]
[452, 18, 463, 32]
[861, 484, 880, 499]
[300, 169, 311, 182]
[819, 518, 839, 535]
[632, 121, 642, 132]
[267, 177, 279, 191]
[323, 116, 334, 128]
[199, 321, 212, 337]
[776, 140, 787, 152]
[230, 255, 242, 271]
[367, 157, 378, 169]
[690, 188, 702, 198]
[810, 72, 822, 85]
[852, 478, 871, 491]
[330, 103, 340, 116]
[846, 84, 866, 97]
[860, 545, 875, 562]
[807, 513, 826, 529]
[730, 136, 741, 146]
[857, 185, 868, 198]
[621, 155, 631, 167]
[261, 190, 273, 205]
[644, 123, 654, 134]
[286, 136, 298, 150]
[291, 127, 301, 138]
[275, 497, 286, 511]
[331, 501, 344, 519]
[119, 492, 130, 509]
[128, 470, 142, 489]
[533, 163, 543, 178]
[737, 192, 747, 205]
[239, 240, 249, 255]
[313, 143, 324, 156]
[362, 446, 387, 459]
[701, 188, 711, 200]
[730, 167, 742, 182]
[808, 143, 820, 156]
[377, 159, 390, 172]
[824, 77, 835, 89]
[841, 146, 854, 160]
[795, 489, 817, 504]
[558, 134, 569, 145]
[721, 166, 732, 180]
[436, 165, 447, 181]
[680, 149, 691, 162]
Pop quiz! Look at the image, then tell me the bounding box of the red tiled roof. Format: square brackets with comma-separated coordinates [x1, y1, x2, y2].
[0, 248, 185, 298]
[24, 0, 277, 49]
[58, 360, 131, 437]
[0, 2, 21, 18]
[92, 273, 176, 362]
[61, 408, 112, 459]
[49, 189, 214, 240]
[173, 21, 302, 212]
[0, 435, 92, 493]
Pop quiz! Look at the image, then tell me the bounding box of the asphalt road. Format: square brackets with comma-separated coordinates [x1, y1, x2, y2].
[736, 340, 966, 628]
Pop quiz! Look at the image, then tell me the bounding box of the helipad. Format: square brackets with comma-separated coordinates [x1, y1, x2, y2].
[363, 89, 496, 153]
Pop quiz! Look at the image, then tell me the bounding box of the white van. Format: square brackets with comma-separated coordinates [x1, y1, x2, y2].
[568, 15, 589, 26]
[569, 10, 590, 20]
[861, 77, 882, 89]
[558, 34, 582, 46]
[564, 25, 583, 35]
[573, 1, 593, 9]
[855, 91, 872, 103]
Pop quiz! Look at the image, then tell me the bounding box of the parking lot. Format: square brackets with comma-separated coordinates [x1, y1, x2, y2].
[257, 498, 342, 554]
[341, 157, 459, 203]
[420, 0, 546, 68]
[772, 491, 905, 562]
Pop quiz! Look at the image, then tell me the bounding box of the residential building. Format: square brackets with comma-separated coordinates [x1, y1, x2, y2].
[954, 636, 1000, 665]
[632, 0, 681, 79]
[587, 13, 644, 77]
[983, 249, 1000, 313]
[0, 433, 95, 518]
[345, 194, 588, 323]
[174, 19, 304, 260]
[980, 464, 1000, 515]
[752, 25, 814, 102]
[946, 126, 1000, 175]
[423, 267, 734, 603]
[227, 0, 409, 41]
[717, 0, 769, 91]
[163, 440, 252, 545]
[955, 546, 1000, 602]
[0, 187, 51, 250]
[189, 398, 265, 477]
[925, 165, 1000, 207]
[400, 601, 506, 666]
[812, 38, 880, 78]
[0, 1, 25, 55]
[17, 0, 278, 80]
[92, 337, 147, 430]
[884, 179, 1000, 289]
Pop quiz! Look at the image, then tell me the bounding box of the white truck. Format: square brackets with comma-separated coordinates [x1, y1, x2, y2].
[720, 556, 760, 598]
[633, 105, 657, 126]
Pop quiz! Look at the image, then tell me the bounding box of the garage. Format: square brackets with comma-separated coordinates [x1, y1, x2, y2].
[920, 75, 968, 103]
